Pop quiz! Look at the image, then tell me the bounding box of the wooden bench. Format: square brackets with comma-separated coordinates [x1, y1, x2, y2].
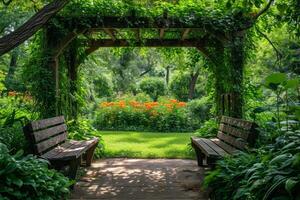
[23, 116, 99, 180]
[191, 116, 258, 167]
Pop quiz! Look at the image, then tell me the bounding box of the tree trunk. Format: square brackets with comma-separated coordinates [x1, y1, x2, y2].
[0, 0, 69, 55]
[166, 66, 170, 85]
[4, 49, 18, 90]
[188, 69, 200, 100]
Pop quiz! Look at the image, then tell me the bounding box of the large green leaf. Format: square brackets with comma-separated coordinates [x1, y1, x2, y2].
[265, 73, 287, 85]
[285, 178, 298, 196]
[284, 78, 299, 89]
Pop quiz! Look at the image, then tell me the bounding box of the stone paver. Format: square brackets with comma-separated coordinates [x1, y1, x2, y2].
[71, 159, 208, 200]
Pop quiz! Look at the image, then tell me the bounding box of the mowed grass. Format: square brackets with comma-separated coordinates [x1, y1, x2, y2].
[99, 131, 196, 159]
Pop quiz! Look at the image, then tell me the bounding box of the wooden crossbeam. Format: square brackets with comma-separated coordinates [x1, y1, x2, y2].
[85, 38, 209, 56]
[134, 29, 141, 41]
[159, 28, 165, 39]
[181, 28, 191, 41]
[87, 39, 204, 48]
[103, 28, 116, 41]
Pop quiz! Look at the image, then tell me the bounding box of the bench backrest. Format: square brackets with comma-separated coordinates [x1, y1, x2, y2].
[217, 116, 258, 153]
[23, 116, 68, 155]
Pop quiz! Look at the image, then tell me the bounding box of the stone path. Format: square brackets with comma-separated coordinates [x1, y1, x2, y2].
[71, 159, 208, 200]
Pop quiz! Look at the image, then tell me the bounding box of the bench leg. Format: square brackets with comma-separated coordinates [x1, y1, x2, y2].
[194, 148, 205, 167]
[207, 157, 217, 168]
[68, 157, 81, 180]
[85, 143, 97, 167]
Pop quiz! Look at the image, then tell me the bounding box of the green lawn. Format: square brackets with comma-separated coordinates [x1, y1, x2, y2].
[99, 131, 196, 159]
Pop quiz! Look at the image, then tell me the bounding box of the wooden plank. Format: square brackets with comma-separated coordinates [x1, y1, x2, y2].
[211, 138, 238, 154]
[181, 28, 190, 41]
[191, 137, 219, 157]
[32, 124, 67, 143]
[41, 141, 74, 159]
[217, 131, 247, 150]
[221, 116, 253, 130]
[43, 138, 99, 160]
[29, 116, 65, 131]
[103, 28, 116, 41]
[35, 132, 67, 154]
[134, 28, 141, 41]
[219, 123, 249, 140]
[159, 28, 165, 39]
[201, 138, 228, 157]
[87, 39, 204, 48]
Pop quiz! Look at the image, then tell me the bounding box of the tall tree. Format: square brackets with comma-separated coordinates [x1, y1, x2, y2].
[0, 0, 69, 55]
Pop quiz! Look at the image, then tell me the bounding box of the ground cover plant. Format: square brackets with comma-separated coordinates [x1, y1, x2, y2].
[0, 143, 71, 200]
[99, 131, 195, 159]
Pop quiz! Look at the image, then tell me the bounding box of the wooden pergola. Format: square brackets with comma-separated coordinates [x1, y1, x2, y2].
[42, 7, 266, 118]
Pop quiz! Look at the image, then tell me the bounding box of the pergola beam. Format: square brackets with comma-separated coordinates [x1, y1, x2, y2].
[103, 28, 117, 41]
[134, 28, 141, 41]
[87, 39, 204, 48]
[181, 28, 190, 41]
[159, 29, 165, 39]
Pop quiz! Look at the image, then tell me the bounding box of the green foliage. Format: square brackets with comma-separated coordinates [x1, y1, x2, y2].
[139, 77, 166, 101]
[94, 99, 198, 132]
[67, 118, 105, 158]
[187, 97, 212, 123]
[204, 131, 300, 200]
[0, 93, 37, 153]
[195, 118, 219, 138]
[169, 73, 190, 101]
[0, 143, 71, 200]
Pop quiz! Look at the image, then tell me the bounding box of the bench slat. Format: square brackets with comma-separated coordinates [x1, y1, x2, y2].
[35, 132, 67, 154]
[40, 141, 74, 159]
[211, 138, 238, 154]
[32, 124, 67, 143]
[217, 131, 247, 150]
[191, 137, 219, 157]
[41, 138, 99, 160]
[219, 123, 249, 140]
[30, 116, 65, 131]
[221, 116, 253, 130]
[201, 138, 228, 157]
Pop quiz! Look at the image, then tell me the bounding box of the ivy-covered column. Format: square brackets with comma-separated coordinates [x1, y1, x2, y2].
[226, 33, 245, 118]
[64, 41, 80, 120]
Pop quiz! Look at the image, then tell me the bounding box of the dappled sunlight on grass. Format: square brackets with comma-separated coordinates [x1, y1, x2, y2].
[98, 131, 196, 159]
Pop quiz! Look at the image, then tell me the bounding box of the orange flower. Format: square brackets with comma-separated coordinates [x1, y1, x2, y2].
[170, 99, 178, 103]
[8, 91, 17, 97]
[177, 102, 186, 107]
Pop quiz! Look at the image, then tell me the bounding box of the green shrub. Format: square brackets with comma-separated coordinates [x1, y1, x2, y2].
[204, 131, 300, 200]
[195, 118, 218, 138]
[94, 99, 197, 132]
[0, 143, 71, 200]
[67, 118, 105, 158]
[169, 73, 190, 101]
[187, 97, 212, 123]
[139, 77, 166, 101]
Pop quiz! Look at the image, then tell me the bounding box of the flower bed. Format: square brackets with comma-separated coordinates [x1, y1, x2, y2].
[94, 99, 196, 132]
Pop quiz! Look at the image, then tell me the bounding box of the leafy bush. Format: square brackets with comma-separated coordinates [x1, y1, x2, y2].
[195, 118, 218, 138]
[94, 99, 198, 132]
[204, 131, 300, 200]
[187, 97, 212, 123]
[0, 143, 71, 200]
[0, 96, 36, 153]
[169, 73, 190, 101]
[67, 118, 105, 158]
[93, 75, 113, 98]
[139, 77, 166, 101]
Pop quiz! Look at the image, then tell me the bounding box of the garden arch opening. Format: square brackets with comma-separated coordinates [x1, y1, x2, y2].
[30, 1, 272, 120]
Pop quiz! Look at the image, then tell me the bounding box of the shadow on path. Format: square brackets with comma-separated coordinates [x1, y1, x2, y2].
[71, 159, 209, 200]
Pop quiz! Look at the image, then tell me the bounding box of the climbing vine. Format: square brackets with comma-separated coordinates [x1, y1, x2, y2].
[24, 0, 279, 119]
